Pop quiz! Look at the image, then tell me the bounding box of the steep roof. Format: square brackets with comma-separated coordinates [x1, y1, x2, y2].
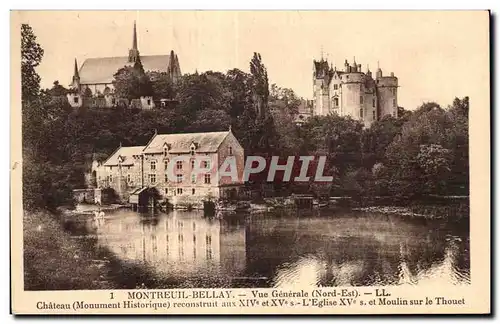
[78, 55, 172, 85]
[103, 146, 144, 166]
[143, 131, 230, 154]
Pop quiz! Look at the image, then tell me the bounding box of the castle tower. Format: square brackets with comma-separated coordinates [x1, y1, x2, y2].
[128, 21, 140, 63]
[376, 68, 398, 118]
[312, 58, 331, 115]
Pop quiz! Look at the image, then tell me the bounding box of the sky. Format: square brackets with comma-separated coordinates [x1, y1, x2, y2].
[14, 10, 489, 110]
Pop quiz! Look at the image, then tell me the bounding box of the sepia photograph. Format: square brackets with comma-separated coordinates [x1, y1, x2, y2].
[10, 10, 490, 314]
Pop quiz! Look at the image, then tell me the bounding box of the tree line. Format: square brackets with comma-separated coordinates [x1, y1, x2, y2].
[21, 24, 469, 210]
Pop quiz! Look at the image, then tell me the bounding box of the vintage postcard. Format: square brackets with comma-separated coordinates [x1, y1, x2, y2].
[10, 10, 490, 315]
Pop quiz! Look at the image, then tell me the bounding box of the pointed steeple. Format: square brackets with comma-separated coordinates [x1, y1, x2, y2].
[73, 58, 79, 78]
[128, 20, 140, 63]
[132, 20, 138, 50]
[72, 58, 80, 88]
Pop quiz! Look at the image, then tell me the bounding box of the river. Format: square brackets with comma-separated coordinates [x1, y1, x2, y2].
[69, 207, 470, 289]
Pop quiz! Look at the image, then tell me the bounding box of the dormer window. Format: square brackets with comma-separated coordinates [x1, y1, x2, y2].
[163, 143, 170, 156]
[117, 156, 124, 164]
[190, 142, 198, 156]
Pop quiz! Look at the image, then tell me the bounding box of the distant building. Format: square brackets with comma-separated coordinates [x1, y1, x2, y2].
[92, 129, 245, 208]
[67, 21, 181, 110]
[294, 99, 314, 125]
[312, 57, 399, 127]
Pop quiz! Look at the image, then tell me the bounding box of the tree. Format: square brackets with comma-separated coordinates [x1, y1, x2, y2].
[112, 55, 153, 101]
[21, 24, 44, 103]
[301, 115, 364, 177]
[416, 144, 452, 194]
[250, 52, 270, 119]
[148, 71, 176, 99]
[383, 99, 468, 197]
[362, 115, 404, 168]
[175, 72, 230, 122]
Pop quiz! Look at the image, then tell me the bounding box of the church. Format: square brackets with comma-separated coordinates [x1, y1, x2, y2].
[67, 21, 182, 109]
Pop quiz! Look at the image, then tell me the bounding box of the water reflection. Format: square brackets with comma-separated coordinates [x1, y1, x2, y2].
[79, 208, 469, 288]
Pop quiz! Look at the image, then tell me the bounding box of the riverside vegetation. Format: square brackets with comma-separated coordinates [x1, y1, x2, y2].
[21, 24, 469, 289]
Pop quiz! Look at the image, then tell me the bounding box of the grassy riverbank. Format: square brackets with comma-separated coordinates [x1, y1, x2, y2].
[23, 211, 117, 290]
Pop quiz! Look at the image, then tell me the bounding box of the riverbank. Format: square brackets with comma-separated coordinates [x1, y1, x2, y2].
[352, 203, 469, 220]
[24, 210, 117, 290]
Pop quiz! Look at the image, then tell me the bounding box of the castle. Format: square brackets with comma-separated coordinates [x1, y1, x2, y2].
[67, 21, 182, 110]
[312, 57, 398, 127]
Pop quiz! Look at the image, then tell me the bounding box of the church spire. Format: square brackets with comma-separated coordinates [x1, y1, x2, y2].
[72, 58, 80, 88]
[128, 20, 140, 63]
[132, 20, 138, 50]
[73, 58, 79, 79]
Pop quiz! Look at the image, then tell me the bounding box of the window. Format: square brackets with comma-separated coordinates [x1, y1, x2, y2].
[333, 98, 339, 107]
[360, 108, 364, 118]
[190, 160, 195, 169]
[177, 188, 183, 195]
[176, 161, 183, 170]
[165, 188, 168, 195]
[164, 159, 169, 170]
[393, 99, 396, 107]
[204, 174, 211, 184]
[191, 174, 196, 184]
[149, 174, 156, 184]
[164, 174, 169, 183]
[127, 174, 131, 183]
[147, 99, 151, 105]
[190, 147, 195, 155]
[360, 96, 364, 104]
[229, 146, 233, 155]
[150, 160, 156, 170]
[334, 84, 338, 90]
[111, 98, 116, 105]
[372, 98, 375, 107]
[203, 160, 210, 169]
[373, 111, 376, 120]
[73, 97, 79, 103]
[109, 174, 113, 182]
[192, 188, 196, 195]
[164, 147, 168, 156]
[176, 174, 183, 183]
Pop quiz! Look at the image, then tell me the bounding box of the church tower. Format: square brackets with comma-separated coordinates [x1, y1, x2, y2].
[128, 21, 140, 63]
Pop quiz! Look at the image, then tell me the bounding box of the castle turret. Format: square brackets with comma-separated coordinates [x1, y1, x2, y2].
[376, 62, 383, 79]
[128, 20, 140, 63]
